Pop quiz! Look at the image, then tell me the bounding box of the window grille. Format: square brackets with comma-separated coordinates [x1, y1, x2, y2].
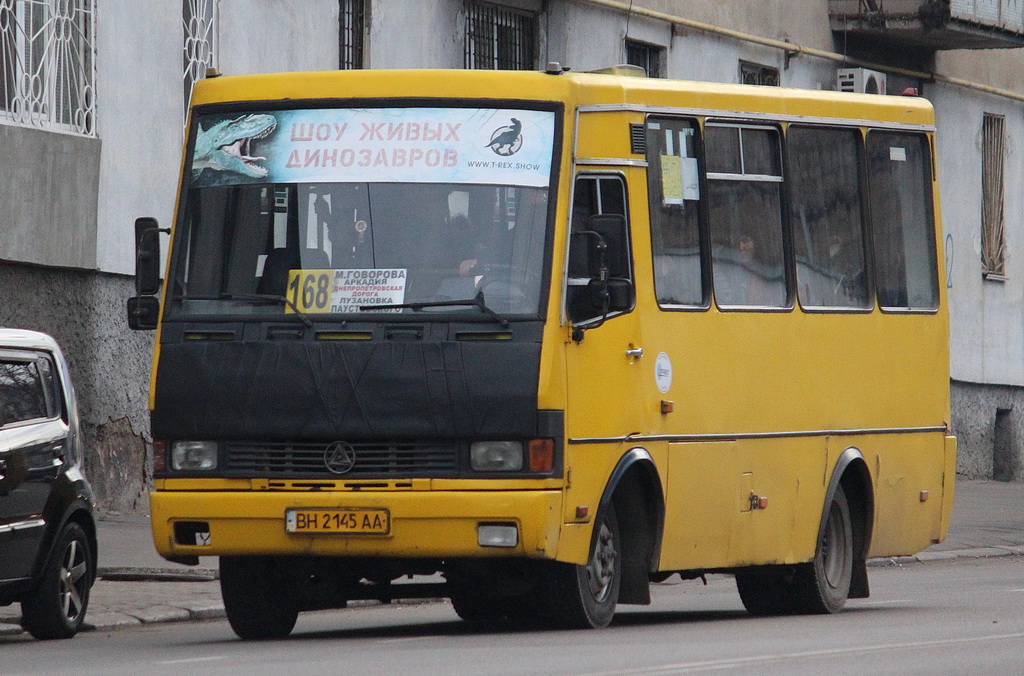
[625, 39, 662, 77]
[465, 1, 536, 71]
[0, 0, 95, 136]
[183, 0, 217, 122]
[339, 0, 365, 69]
[982, 112, 1006, 277]
[739, 60, 779, 87]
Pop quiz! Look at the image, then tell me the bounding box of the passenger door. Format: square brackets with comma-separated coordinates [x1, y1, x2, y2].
[563, 174, 646, 442]
[0, 350, 66, 580]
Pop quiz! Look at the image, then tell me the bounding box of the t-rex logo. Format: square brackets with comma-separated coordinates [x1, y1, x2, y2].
[485, 118, 522, 156]
[192, 114, 277, 180]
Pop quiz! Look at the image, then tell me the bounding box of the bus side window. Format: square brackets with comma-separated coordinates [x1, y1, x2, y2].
[567, 176, 632, 323]
[788, 126, 870, 310]
[705, 124, 788, 309]
[646, 117, 704, 306]
[867, 131, 938, 311]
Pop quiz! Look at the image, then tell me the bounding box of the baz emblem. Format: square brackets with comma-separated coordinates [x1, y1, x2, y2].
[324, 441, 357, 474]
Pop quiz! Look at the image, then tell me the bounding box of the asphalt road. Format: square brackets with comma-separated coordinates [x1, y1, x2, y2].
[2, 556, 1023, 675]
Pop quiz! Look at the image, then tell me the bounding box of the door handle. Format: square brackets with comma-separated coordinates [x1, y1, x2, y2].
[625, 347, 644, 358]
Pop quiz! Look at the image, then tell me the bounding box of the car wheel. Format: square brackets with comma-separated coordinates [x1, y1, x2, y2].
[220, 556, 299, 640]
[21, 521, 94, 640]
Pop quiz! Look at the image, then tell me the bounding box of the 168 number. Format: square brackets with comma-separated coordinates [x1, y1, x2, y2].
[287, 271, 331, 312]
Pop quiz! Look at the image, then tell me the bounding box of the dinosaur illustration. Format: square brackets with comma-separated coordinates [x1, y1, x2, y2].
[485, 118, 522, 156]
[192, 114, 277, 180]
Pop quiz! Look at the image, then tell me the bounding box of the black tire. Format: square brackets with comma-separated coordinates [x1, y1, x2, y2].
[792, 485, 854, 614]
[735, 569, 796, 616]
[220, 556, 299, 640]
[545, 504, 621, 629]
[450, 589, 537, 628]
[21, 521, 93, 640]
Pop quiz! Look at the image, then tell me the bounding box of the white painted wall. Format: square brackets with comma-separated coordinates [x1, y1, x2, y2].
[95, 1, 340, 275]
[934, 84, 1024, 387]
[219, 0, 339, 76]
[95, 1, 182, 275]
[368, 0, 462, 69]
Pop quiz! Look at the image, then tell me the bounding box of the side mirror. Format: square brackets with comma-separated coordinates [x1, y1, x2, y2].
[135, 217, 162, 296]
[127, 296, 160, 330]
[586, 278, 633, 313]
[605, 277, 633, 312]
[586, 214, 629, 278]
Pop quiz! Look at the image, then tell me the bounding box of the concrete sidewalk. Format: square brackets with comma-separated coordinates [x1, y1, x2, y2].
[2, 479, 1022, 637]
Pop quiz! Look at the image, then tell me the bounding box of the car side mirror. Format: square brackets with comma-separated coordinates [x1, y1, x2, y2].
[126, 295, 160, 330]
[135, 217, 162, 296]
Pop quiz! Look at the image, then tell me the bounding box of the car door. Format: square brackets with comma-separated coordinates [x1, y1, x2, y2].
[0, 349, 66, 581]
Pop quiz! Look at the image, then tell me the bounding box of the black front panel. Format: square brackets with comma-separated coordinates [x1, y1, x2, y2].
[152, 337, 542, 442]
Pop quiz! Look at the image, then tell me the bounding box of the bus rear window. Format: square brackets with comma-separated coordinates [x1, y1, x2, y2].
[867, 131, 938, 311]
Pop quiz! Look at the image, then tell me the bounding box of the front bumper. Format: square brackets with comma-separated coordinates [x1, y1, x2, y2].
[150, 487, 565, 560]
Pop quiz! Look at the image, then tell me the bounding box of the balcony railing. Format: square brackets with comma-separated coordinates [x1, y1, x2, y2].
[829, 0, 1024, 49]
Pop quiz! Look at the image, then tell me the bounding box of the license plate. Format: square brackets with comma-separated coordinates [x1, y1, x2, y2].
[285, 508, 390, 535]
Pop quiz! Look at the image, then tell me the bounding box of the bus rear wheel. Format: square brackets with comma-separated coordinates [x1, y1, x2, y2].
[545, 505, 620, 629]
[220, 556, 299, 639]
[736, 485, 854, 616]
[793, 484, 854, 614]
[735, 569, 796, 616]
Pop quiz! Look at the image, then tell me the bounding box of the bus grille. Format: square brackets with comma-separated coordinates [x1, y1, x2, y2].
[225, 441, 460, 477]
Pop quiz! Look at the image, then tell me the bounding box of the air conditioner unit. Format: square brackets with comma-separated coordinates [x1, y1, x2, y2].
[836, 68, 887, 95]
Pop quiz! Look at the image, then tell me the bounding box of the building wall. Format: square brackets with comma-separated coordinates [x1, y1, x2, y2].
[369, 0, 463, 69]
[0, 264, 153, 512]
[2, 1, 342, 511]
[0, 126, 100, 269]
[5, 0, 1024, 510]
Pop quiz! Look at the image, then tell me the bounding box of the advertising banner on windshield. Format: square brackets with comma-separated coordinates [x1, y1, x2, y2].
[190, 107, 555, 189]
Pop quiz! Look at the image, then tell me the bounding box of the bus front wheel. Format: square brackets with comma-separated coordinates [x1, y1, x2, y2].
[220, 556, 299, 639]
[546, 504, 621, 628]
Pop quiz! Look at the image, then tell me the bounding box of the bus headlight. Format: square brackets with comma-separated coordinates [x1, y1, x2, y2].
[171, 441, 218, 471]
[470, 441, 524, 471]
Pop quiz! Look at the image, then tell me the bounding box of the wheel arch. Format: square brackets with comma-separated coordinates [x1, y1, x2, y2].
[596, 446, 665, 604]
[823, 447, 875, 599]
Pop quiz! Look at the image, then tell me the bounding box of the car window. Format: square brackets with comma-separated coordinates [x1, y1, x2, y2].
[0, 357, 50, 427]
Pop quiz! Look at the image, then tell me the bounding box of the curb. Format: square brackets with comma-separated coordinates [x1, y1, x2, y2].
[98, 566, 219, 582]
[868, 545, 1024, 567]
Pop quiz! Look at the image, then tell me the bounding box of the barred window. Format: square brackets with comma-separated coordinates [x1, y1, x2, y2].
[982, 112, 1006, 277]
[183, 0, 217, 120]
[0, 0, 95, 136]
[465, 1, 536, 70]
[339, 0, 365, 70]
[625, 39, 662, 78]
[739, 60, 779, 87]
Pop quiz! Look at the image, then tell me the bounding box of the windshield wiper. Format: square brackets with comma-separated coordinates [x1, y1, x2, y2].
[361, 289, 509, 328]
[217, 293, 313, 328]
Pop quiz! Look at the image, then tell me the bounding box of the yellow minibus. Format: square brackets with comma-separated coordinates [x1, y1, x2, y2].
[129, 65, 956, 639]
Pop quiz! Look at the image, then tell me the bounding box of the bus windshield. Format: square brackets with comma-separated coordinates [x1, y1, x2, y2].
[167, 106, 556, 319]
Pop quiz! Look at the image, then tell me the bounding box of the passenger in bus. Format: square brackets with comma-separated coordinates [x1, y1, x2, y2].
[733, 234, 774, 306]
